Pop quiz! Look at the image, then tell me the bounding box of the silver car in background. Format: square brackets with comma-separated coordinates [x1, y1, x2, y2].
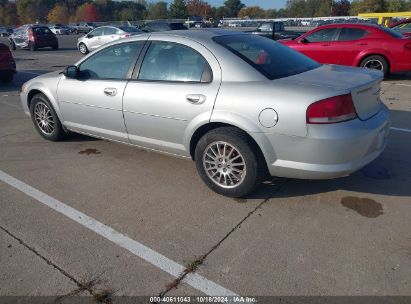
[20, 30, 389, 197]
[77, 25, 143, 54]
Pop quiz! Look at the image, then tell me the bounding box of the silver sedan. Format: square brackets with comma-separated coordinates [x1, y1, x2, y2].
[77, 25, 142, 54]
[20, 30, 390, 197]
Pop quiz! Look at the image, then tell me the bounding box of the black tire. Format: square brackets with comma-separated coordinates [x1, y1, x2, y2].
[194, 127, 266, 198]
[9, 40, 16, 51]
[360, 55, 389, 76]
[29, 41, 36, 52]
[29, 93, 66, 141]
[0, 71, 13, 83]
[78, 42, 88, 55]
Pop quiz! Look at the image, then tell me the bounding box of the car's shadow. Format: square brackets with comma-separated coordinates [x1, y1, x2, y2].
[385, 72, 411, 81]
[0, 70, 49, 93]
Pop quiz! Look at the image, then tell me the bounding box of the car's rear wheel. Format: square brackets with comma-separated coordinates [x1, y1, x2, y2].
[360, 55, 389, 75]
[78, 42, 88, 55]
[195, 127, 265, 197]
[29, 41, 36, 52]
[9, 40, 16, 51]
[30, 94, 66, 141]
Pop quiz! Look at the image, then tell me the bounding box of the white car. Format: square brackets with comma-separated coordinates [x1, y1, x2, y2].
[77, 25, 142, 54]
[49, 26, 70, 35]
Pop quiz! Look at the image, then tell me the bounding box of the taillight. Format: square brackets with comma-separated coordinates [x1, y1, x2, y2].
[307, 94, 357, 124]
[28, 29, 35, 41]
[122, 34, 131, 38]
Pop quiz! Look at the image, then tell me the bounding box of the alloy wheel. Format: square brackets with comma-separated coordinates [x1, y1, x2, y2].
[34, 102, 55, 135]
[202, 141, 247, 189]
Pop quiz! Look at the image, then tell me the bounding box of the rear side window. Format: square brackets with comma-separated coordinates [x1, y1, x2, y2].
[337, 28, 368, 41]
[305, 28, 338, 42]
[214, 34, 320, 80]
[138, 41, 211, 83]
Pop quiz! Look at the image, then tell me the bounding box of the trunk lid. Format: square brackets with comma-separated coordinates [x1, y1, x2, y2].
[278, 64, 383, 120]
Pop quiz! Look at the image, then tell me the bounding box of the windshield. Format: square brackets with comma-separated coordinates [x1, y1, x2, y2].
[214, 34, 320, 80]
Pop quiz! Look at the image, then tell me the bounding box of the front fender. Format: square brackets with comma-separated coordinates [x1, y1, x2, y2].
[23, 80, 65, 126]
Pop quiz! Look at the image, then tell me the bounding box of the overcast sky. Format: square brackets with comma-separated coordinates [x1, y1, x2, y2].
[161, 0, 288, 9]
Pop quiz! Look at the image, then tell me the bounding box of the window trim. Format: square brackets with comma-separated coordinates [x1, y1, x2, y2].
[304, 27, 340, 43]
[77, 41, 147, 81]
[132, 40, 213, 84]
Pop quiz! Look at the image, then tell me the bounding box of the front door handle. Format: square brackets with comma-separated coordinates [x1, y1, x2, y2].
[104, 88, 117, 96]
[186, 94, 206, 104]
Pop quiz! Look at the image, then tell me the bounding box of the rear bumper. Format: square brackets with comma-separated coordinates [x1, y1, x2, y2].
[263, 105, 390, 179]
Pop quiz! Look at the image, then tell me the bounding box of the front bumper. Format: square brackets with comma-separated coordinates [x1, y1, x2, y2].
[262, 105, 390, 179]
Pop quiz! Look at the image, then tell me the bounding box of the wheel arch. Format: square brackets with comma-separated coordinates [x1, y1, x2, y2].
[189, 122, 273, 178]
[27, 87, 66, 131]
[355, 52, 391, 73]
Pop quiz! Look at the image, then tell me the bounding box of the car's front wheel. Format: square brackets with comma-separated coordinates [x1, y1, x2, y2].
[195, 127, 266, 197]
[30, 94, 66, 141]
[78, 42, 88, 55]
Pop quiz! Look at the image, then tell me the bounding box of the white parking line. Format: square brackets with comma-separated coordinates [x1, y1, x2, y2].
[390, 127, 411, 133]
[394, 83, 411, 87]
[0, 169, 237, 297]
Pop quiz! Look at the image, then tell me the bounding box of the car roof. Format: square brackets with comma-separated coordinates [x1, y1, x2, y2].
[315, 23, 381, 30]
[149, 29, 247, 40]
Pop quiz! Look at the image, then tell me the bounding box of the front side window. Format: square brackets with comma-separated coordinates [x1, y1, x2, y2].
[305, 28, 338, 42]
[79, 42, 143, 80]
[337, 28, 368, 41]
[138, 42, 211, 83]
[90, 28, 104, 37]
[214, 34, 320, 80]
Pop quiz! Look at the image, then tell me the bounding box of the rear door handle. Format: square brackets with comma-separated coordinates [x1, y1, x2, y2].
[104, 88, 117, 96]
[186, 94, 206, 104]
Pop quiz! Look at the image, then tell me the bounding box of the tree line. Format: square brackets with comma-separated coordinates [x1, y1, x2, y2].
[1, 0, 410, 26]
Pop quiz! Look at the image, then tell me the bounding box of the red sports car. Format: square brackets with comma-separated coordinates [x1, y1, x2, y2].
[390, 18, 411, 37]
[0, 43, 16, 83]
[280, 24, 411, 75]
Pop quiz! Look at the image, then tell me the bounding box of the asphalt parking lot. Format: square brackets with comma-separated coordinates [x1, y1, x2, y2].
[0, 35, 410, 301]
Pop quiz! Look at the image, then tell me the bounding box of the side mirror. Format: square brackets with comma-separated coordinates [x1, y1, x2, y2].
[299, 37, 309, 43]
[62, 65, 79, 79]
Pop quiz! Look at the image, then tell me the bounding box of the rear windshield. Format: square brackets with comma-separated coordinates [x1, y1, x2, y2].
[119, 26, 141, 33]
[380, 26, 404, 38]
[214, 34, 320, 80]
[169, 23, 187, 30]
[32, 27, 52, 35]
